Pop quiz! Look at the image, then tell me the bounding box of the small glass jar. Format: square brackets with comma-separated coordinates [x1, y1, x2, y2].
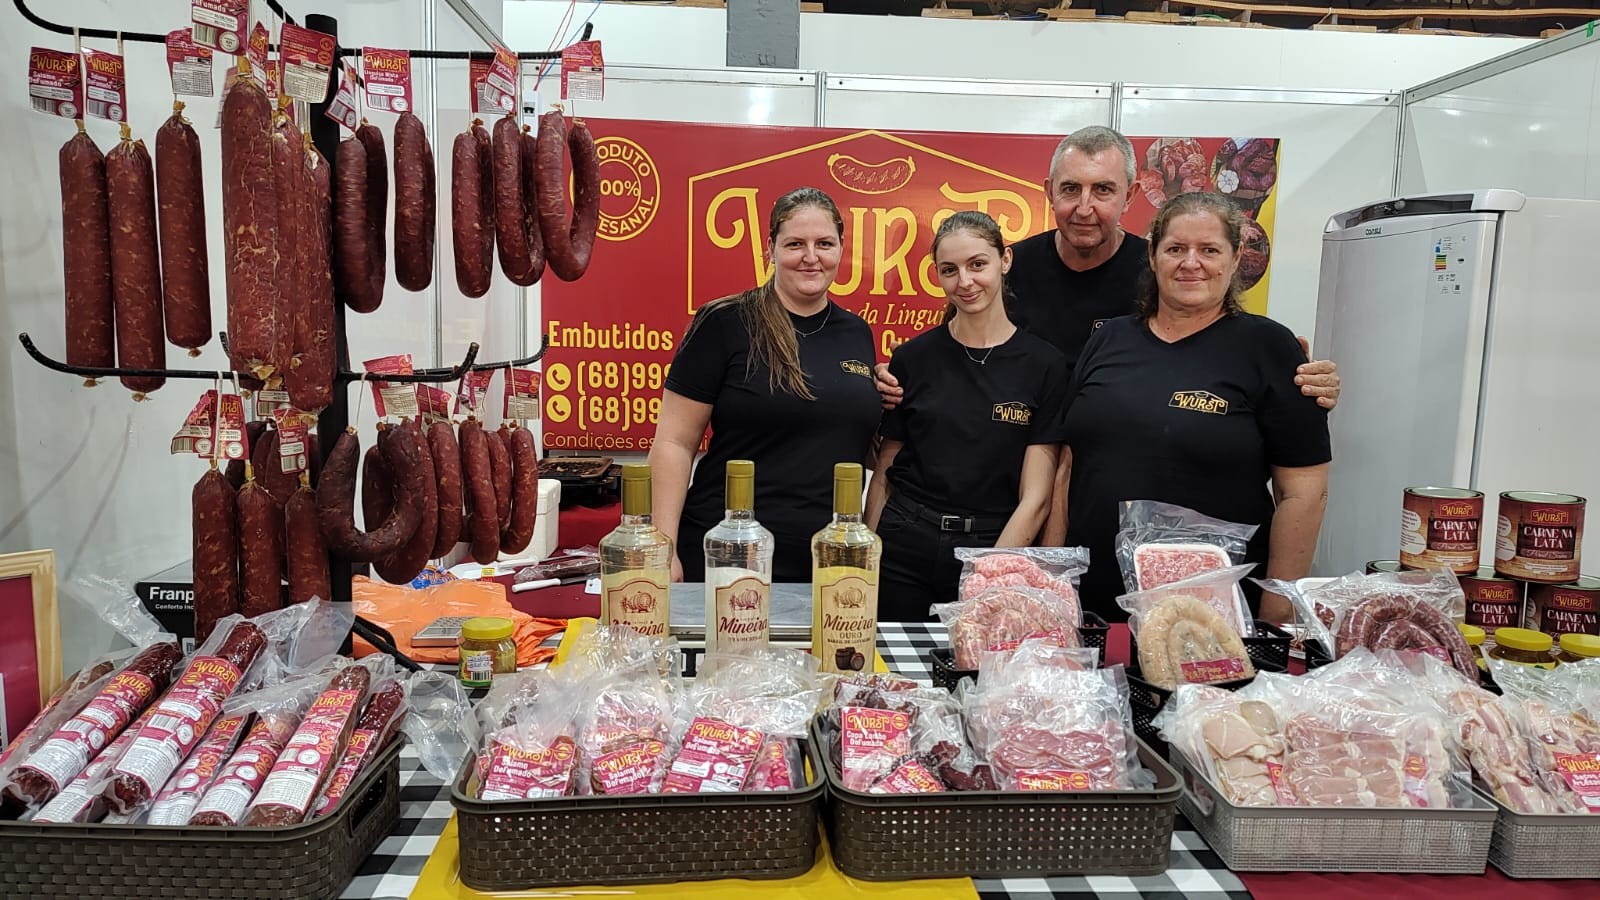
[1458, 623, 1487, 671]
[458, 617, 517, 688]
[1486, 627, 1557, 670]
[1555, 633, 1600, 665]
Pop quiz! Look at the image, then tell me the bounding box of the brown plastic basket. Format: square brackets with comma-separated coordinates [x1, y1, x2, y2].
[813, 720, 1180, 879]
[1480, 787, 1600, 878]
[928, 611, 1111, 692]
[450, 746, 824, 890]
[1169, 746, 1495, 873]
[0, 737, 402, 900]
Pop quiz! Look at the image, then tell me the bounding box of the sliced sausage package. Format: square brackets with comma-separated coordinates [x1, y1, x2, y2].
[474, 668, 586, 801]
[955, 546, 1089, 608]
[963, 640, 1147, 792]
[1264, 567, 1472, 678]
[1114, 500, 1259, 595]
[242, 658, 380, 826]
[934, 584, 1083, 671]
[145, 711, 254, 825]
[312, 676, 411, 818]
[188, 673, 326, 826]
[1152, 683, 1292, 807]
[0, 652, 127, 796]
[1118, 564, 1259, 690]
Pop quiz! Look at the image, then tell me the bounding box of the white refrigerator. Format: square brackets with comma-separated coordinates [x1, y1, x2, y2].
[1311, 189, 1600, 578]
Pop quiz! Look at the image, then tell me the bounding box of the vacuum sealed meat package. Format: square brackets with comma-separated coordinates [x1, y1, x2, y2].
[1265, 568, 1473, 679]
[1119, 564, 1258, 689]
[1115, 500, 1257, 594]
[933, 585, 1082, 670]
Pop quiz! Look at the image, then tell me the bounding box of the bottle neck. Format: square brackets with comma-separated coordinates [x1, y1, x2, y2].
[833, 511, 863, 526]
[723, 507, 756, 522]
[622, 512, 654, 527]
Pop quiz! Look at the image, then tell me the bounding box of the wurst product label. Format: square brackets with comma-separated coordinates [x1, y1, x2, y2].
[363, 354, 419, 418]
[560, 40, 605, 103]
[245, 22, 271, 88]
[275, 416, 310, 474]
[1529, 583, 1600, 636]
[482, 44, 518, 113]
[1497, 494, 1585, 582]
[192, 717, 289, 823]
[191, 0, 249, 55]
[456, 368, 495, 414]
[171, 390, 247, 460]
[362, 48, 412, 113]
[504, 368, 543, 420]
[874, 759, 945, 793]
[1264, 762, 1300, 806]
[1463, 572, 1523, 635]
[24, 671, 157, 792]
[417, 386, 452, 424]
[602, 573, 670, 638]
[1179, 657, 1247, 685]
[81, 49, 127, 122]
[467, 57, 493, 115]
[480, 735, 576, 800]
[1553, 753, 1600, 810]
[148, 712, 248, 825]
[1400, 488, 1483, 574]
[1015, 770, 1093, 792]
[590, 739, 666, 794]
[987, 630, 1071, 654]
[324, 61, 360, 130]
[166, 29, 214, 97]
[252, 688, 362, 816]
[662, 717, 763, 793]
[29, 48, 84, 119]
[279, 23, 334, 103]
[112, 657, 242, 795]
[312, 728, 377, 817]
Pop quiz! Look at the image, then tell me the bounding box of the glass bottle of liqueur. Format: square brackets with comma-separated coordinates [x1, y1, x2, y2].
[811, 463, 882, 675]
[599, 464, 672, 639]
[704, 460, 774, 653]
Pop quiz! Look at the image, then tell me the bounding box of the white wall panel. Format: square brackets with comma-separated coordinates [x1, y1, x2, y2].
[822, 75, 1110, 135]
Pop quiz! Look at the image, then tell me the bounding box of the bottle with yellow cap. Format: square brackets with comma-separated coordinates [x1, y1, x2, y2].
[704, 460, 774, 654]
[1486, 627, 1558, 670]
[812, 463, 883, 675]
[599, 464, 672, 639]
[1555, 633, 1600, 665]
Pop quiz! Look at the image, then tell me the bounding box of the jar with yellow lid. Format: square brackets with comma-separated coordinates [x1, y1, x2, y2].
[459, 617, 517, 688]
[1555, 633, 1600, 665]
[1458, 624, 1487, 671]
[1486, 627, 1557, 670]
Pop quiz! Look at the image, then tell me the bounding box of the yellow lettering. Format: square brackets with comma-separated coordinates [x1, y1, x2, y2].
[872, 207, 917, 296]
[939, 184, 1033, 242]
[830, 206, 867, 295]
[705, 187, 770, 283]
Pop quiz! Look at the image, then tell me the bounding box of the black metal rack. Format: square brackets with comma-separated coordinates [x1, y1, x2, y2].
[17, 0, 572, 665]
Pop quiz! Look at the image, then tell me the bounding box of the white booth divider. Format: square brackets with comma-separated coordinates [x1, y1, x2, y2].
[1398, 29, 1600, 201]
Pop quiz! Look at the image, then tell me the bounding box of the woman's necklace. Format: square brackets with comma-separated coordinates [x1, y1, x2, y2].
[962, 344, 997, 366]
[793, 303, 831, 338]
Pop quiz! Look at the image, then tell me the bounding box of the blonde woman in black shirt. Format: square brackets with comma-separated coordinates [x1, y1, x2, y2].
[865, 212, 1069, 621]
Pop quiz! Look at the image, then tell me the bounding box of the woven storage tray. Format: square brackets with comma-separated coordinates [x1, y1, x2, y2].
[450, 745, 824, 890]
[814, 720, 1180, 879]
[928, 612, 1110, 691]
[1169, 747, 1494, 873]
[1480, 787, 1600, 878]
[0, 737, 401, 900]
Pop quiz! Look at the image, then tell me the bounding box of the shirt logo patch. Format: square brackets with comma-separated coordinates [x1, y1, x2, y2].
[840, 359, 872, 378]
[1092, 318, 1112, 331]
[992, 402, 1033, 426]
[1169, 391, 1229, 415]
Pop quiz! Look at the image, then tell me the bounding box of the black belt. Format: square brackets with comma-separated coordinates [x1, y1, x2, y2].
[889, 494, 1010, 534]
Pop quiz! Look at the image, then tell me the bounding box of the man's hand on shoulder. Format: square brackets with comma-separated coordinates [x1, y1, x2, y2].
[1295, 335, 1341, 411]
[874, 362, 904, 411]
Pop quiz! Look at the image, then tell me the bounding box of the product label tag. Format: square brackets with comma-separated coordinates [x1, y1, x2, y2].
[245, 21, 271, 87]
[838, 706, 910, 792]
[313, 727, 377, 817]
[193, 717, 290, 824]
[191, 0, 249, 55]
[482, 44, 519, 113]
[591, 739, 666, 794]
[363, 355, 418, 419]
[456, 368, 495, 415]
[480, 734, 576, 800]
[26, 671, 157, 792]
[1265, 760, 1300, 805]
[1015, 770, 1093, 791]
[468, 57, 493, 115]
[113, 656, 243, 795]
[712, 575, 770, 650]
[661, 717, 763, 793]
[279, 23, 334, 103]
[560, 40, 605, 102]
[324, 60, 359, 130]
[166, 29, 215, 96]
[273, 412, 310, 475]
[814, 571, 878, 674]
[1554, 753, 1600, 810]
[28, 48, 83, 119]
[602, 574, 670, 638]
[417, 385, 452, 425]
[872, 759, 945, 793]
[362, 48, 411, 113]
[81, 49, 127, 122]
[504, 368, 542, 420]
[1179, 657, 1247, 685]
[252, 688, 362, 816]
[253, 387, 291, 418]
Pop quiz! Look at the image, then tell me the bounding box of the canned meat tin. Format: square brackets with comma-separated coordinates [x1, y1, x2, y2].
[1400, 487, 1484, 574]
[1525, 576, 1600, 637]
[1495, 491, 1586, 583]
[1459, 567, 1524, 636]
[1366, 560, 1403, 575]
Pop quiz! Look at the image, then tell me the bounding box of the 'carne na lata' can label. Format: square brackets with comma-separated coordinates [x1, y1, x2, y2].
[1400, 487, 1484, 574]
[1496, 491, 1585, 583]
[1527, 577, 1600, 637]
[1462, 567, 1525, 636]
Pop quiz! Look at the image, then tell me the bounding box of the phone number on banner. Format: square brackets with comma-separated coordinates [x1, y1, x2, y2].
[542, 359, 669, 432]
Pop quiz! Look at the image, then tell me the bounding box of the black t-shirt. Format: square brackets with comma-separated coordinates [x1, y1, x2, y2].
[1006, 230, 1150, 370]
[880, 325, 1069, 517]
[1061, 313, 1332, 619]
[665, 299, 882, 557]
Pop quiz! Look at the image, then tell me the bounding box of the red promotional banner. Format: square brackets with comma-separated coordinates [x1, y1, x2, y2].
[540, 120, 1281, 451]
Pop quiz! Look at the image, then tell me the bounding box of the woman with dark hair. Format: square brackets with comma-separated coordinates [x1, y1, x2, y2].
[864, 211, 1070, 620]
[648, 187, 882, 583]
[1060, 192, 1331, 623]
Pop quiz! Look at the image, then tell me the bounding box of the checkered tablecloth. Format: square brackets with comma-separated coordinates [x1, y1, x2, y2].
[340, 622, 1251, 900]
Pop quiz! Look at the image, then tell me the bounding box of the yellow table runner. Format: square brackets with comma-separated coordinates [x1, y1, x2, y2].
[410, 816, 977, 900]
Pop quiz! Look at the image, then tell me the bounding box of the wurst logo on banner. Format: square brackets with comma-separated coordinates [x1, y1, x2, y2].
[541, 120, 1281, 451]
